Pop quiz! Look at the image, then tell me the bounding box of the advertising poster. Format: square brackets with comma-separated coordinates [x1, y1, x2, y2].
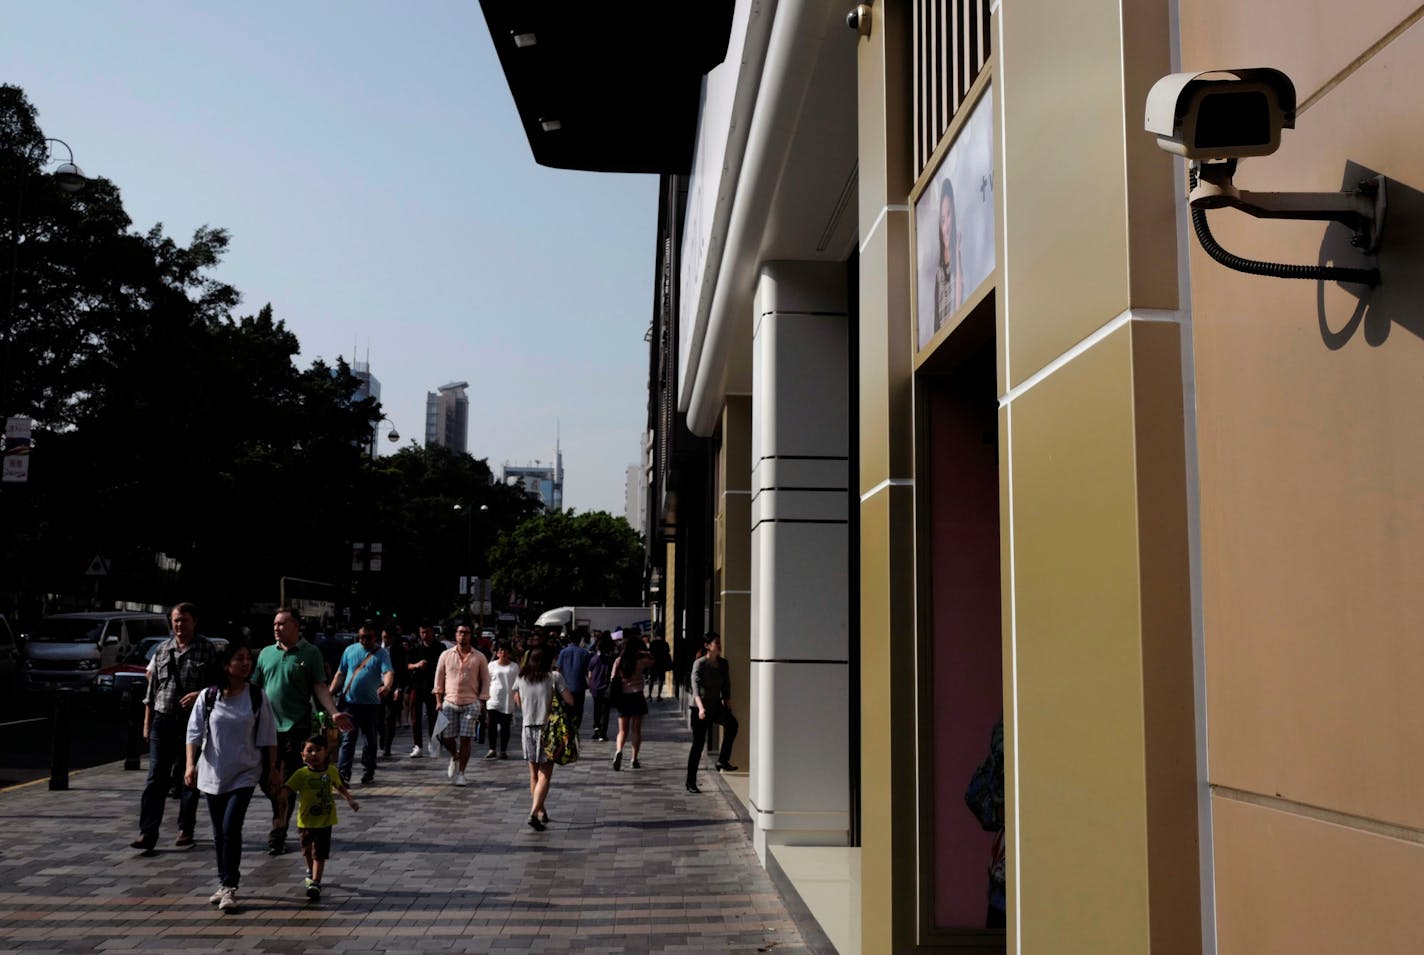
[915, 85, 996, 352]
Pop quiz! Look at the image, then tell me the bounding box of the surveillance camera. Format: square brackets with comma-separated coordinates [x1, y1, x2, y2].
[1145, 68, 1296, 160]
[846, 4, 871, 38]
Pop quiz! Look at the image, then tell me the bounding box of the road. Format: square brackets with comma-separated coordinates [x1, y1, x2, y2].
[0, 684, 135, 789]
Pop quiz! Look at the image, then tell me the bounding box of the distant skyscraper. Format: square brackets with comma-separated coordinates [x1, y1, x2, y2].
[625, 431, 650, 531]
[624, 464, 645, 529]
[503, 438, 564, 512]
[352, 360, 381, 459]
[424, 381, 469, 454]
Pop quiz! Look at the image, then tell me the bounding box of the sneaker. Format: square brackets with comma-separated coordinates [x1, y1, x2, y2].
[209, 886, 225, 905]
[484, 749, 498, 760]
[612, 751, 623, 772]
[303, 876, 315, 889]
[174, 831, 195, 848]
[218, 887, 238, 913]
[306, 880, 321, 901]
[447, 757, 457, 779]
[499, 752, 509, 760]
[360, 771, 375, 784]
[632, 759, 641, 769]
[453, 771, 468, 787]
[409, 745, 424, 757]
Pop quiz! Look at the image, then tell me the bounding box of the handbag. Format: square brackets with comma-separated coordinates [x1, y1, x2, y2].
[544, 694, 579, 766]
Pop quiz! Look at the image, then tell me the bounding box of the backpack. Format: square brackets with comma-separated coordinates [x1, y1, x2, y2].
[199, 683, 264, 754]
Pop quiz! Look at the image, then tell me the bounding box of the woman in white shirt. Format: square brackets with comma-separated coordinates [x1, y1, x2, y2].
[484, 643, 519, 760]
[184, 644, 277, 913]
[513, 647, 574, 831]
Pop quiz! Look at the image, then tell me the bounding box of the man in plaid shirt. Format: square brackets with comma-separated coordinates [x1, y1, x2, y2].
[131, 602, 219, 852]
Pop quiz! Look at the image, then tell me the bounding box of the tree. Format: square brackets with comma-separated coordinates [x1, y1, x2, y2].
[0, 85, 382, 621]
[353, 444, 542, 622]
[488, 510, 644, 613]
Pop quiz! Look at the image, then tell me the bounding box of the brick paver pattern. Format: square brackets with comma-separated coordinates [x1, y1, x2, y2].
[0, 700, 810, 954]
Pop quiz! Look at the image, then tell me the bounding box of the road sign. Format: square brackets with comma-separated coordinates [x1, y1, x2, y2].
[84, 555, 110, 577]
[3, 417, 32, 483]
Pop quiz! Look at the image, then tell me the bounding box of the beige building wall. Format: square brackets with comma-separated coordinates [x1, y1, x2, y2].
[995, 0, 1201, 950]
[856, 3, 918, 951]
[1181, 5, 1424, 951]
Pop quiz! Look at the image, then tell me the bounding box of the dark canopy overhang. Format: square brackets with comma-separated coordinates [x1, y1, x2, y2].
[477, 2, 735, 174]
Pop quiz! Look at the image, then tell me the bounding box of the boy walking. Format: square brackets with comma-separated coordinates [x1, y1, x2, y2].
[283, 735, 360, 901]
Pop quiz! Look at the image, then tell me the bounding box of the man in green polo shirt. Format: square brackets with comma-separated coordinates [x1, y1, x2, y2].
[252, 607, 352, 856]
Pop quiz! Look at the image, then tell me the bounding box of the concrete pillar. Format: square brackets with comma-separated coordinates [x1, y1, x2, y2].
[748, 261, 851, 861]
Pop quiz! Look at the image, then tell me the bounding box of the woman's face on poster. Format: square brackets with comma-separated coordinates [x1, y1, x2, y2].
[939, 190, 955, 261]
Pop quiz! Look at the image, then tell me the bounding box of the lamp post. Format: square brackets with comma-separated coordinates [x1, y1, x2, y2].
[3, 137, 88, 422]
[452, 502, 490, 629]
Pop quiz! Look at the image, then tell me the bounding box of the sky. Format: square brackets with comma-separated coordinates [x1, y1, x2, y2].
[2, 1, 657, 515]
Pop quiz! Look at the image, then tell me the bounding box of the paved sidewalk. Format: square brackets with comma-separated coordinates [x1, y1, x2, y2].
[0, 699, 808, 954]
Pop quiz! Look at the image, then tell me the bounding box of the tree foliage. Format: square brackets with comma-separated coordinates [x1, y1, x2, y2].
[488, 510, 644, 613]
[0, 85, 554, 630]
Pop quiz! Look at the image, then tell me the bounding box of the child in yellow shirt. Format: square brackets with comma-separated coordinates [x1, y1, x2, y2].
[283, 735, 359, 900]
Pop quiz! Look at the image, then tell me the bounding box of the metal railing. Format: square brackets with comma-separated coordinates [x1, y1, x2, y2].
[913, 0, 992, 176]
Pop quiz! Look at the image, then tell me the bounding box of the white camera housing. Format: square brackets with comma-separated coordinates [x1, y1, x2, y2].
[1145, 68, 1296, 160]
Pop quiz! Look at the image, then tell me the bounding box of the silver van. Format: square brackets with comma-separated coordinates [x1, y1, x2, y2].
[23, 611, 170, 688]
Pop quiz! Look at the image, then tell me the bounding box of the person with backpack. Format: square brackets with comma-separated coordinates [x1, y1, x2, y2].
[183, 643, 277, 914]
[131, 601, 220, 853]
[585, 632, 617, 742]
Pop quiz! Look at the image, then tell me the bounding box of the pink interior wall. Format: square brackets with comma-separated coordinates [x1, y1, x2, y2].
[926, 358, 1004, 929]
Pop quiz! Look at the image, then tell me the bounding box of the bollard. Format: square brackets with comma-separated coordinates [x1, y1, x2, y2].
[49, 689, 71, 790]
[123, 684, 143, 770]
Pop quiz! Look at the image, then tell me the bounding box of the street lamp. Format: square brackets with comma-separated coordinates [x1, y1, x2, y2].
[45, 139, 87, 194]
[3, 136, 89, 445]
[452, 502, 490, 629]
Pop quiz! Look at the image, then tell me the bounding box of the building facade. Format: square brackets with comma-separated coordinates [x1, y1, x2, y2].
[352, 359, 381, 458]
[423, 381, 469, 454]
[482, 1, 1423, 952]
[503, 448, 564, 513]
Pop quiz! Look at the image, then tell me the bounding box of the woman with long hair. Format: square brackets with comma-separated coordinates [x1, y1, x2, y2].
[610, 632, 652, 771]
[184, 643, 277, 914]
[933, 176, 964, 331]
[512, 647, 574, 831]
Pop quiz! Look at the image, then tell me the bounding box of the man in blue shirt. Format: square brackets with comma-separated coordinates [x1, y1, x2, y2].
[328, 622, 394, 785]
[554, 631, 592, 736]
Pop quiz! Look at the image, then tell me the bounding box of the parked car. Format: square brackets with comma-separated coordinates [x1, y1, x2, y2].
[0, 614, 17, 686]
[22, 612, 169, 689]
[91, 633, 229, 703]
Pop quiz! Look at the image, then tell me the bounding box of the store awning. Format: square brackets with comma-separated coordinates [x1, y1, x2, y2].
[477, 2, 735, 174]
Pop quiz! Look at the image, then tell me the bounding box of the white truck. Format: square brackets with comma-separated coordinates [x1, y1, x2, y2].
[534, 606, 651, 637]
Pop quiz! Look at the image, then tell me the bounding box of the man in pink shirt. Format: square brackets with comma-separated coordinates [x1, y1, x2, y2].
[433, 623, 490, 786]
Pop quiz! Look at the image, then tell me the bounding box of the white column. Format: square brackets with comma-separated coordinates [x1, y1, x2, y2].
[749, 261, 850, 861]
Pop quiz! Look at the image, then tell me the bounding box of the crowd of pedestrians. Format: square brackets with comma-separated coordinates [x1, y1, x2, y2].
[126, 602, 739, 914]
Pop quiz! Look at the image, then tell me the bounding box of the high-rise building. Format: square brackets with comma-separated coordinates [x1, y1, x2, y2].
[352, 360, 381, 459]
[424, 381, 469, 454]
[625, 431, 650, 531]
[503, 440, 564, 512]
